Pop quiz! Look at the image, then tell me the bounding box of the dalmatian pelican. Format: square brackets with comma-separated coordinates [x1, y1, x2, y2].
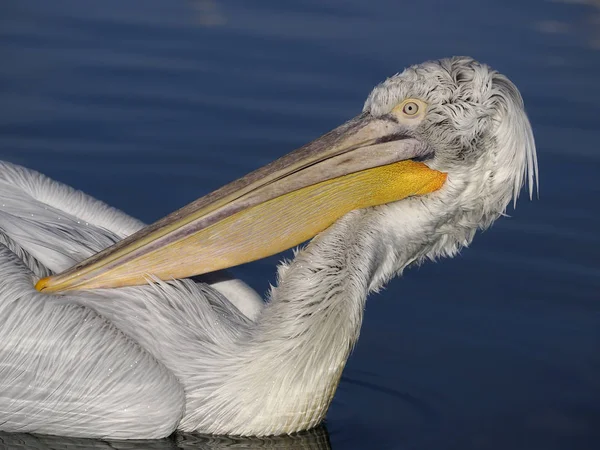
[0, 57, 537, 439]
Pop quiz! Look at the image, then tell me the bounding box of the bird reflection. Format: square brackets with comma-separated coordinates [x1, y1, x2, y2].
[0, 426, 331, 450]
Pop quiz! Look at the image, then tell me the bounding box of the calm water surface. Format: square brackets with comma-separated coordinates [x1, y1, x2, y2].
[1, 0, 599, 449]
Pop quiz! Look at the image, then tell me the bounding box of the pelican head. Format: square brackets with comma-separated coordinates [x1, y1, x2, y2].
[354, 56, 538, 288]
[36, 56, 537, 295]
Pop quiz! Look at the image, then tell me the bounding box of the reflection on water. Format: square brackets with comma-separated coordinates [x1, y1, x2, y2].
[188, 0, 226, 27]
[0, 427, 330, 450]
[537, 0, 600, 49]
[177, 428, 330, 449]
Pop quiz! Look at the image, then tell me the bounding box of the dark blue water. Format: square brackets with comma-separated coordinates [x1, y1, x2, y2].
[1, 0, 599, 449]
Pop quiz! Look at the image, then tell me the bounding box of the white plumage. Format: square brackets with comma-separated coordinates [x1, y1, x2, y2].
[0, 57, 537, 439]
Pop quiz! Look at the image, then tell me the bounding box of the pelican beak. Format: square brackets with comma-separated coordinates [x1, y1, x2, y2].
[36, 113, 446, 293]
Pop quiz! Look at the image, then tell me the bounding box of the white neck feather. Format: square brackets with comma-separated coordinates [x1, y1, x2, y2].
[74, 196, 474, 437]
[189, 199, 465, 435]
[179, 209, 379, 435]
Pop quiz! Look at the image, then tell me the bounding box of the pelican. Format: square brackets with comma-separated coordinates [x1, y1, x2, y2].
[0, 57, 537, 440]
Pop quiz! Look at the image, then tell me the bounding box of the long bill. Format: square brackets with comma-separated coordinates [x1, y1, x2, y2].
[36, 113, 447, 293]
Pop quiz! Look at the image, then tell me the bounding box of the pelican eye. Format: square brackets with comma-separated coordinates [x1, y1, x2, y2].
[391, 98, 427, 123]
[402, 102, 419, 116]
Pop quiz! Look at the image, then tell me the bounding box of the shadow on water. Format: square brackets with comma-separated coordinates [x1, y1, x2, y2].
[0, 426, 331, 450]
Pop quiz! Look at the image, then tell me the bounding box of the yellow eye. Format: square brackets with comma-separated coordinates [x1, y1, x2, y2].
[391, 98, 427, 122]
[402, 101, 419, 116]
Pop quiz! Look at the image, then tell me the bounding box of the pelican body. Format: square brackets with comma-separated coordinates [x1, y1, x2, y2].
[0, 57, 537, 439]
